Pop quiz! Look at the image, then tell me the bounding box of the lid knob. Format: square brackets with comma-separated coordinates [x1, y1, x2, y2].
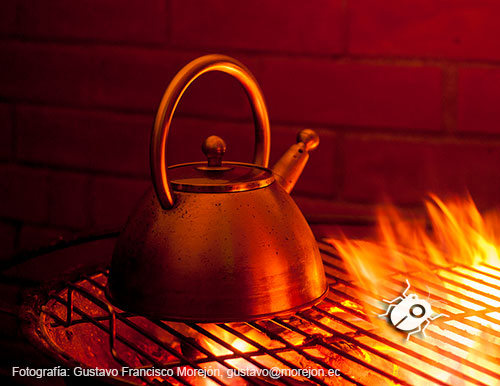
[202, 135, 227, 167]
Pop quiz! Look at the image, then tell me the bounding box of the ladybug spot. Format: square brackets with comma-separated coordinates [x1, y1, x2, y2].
[410, 304, 425, 318]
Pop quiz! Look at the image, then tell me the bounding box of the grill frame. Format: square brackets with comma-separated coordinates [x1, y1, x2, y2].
[20, 238, 500, 386]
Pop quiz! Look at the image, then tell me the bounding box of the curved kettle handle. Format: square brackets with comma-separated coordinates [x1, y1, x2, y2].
[151, 54, 271, 209]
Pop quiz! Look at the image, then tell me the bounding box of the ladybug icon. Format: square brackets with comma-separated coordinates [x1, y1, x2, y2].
[379, 279, 448, 341]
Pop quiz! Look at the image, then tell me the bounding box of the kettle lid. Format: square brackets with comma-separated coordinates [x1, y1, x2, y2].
[169, 135, 275, 193]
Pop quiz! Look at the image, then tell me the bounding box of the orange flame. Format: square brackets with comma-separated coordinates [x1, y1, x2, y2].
[330, 194, 500, 302]
[328, 194, 500, 384]
[179, 194, 500, 385]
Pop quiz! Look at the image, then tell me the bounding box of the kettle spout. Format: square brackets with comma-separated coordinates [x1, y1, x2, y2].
[272, 129, 319, 193]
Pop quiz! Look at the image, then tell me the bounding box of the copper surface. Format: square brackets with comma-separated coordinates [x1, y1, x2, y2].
[273, 129, 320, 193]
[107, 55, 327, 322]
[108, 183, 327, 322]
[169, 162, 276, 193]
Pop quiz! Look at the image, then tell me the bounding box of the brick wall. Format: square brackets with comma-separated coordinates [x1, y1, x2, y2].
[2, 1, 500, 259]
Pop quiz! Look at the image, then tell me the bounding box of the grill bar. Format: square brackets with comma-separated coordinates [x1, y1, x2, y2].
[84, 272, 343, 386]
[318, 242, 500, 385]
[320, 242, 500, 341]
[385, 276, 500, 332]
[68, 284, 222, 380]
[300, 310, 455, 386]
[445, 266, 500, 293]
[86, 273, 354, 386]
[247, 321, 365, 386]
[322, 242, 500, 316]
[214, 323, 331, 386]
[483, 263, 500, 273]
[32, 241, 500, 386]
[107, 305, 228, 386]
[151, 320, 340, 370]
[45, 297, 189, 386]
[306, 307, 488, 386]
[81, 274, 263, 386]
[324, 278, 500, 379]
[322, 294, 500, 366]
[270, 318, 411, 386]
[186, 322, 299, 386]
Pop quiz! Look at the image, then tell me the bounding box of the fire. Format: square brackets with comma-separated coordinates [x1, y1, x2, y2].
[334, 195, 498, 282]
[154, 194, 500, 385]
[329, 193, 500, 309]
[198, 324, 262, 360]
[327, 194, 500, 385]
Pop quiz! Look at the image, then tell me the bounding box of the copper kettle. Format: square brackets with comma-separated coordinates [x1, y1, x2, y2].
[107, 55, 328, 322]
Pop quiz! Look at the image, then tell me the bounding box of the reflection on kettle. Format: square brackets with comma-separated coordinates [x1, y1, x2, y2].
[107, 55, 328, 322]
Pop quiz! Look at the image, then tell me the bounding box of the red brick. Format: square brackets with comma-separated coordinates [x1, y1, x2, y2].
[0, 42, 253, 118]
[175, 68, 256, 120]
[0, 104, 13, 160]
[90, 176, 149, 230]
[433, 144, 500, 208]
[170, 0, 343, 54]
[0, 42, 148, 110]
[294, 196, 377, 222]
[342, 138, 432, 204]
[18, 224, 74, 253]
[342, 137, 500, 206]
[0, 42, 96, 107]
[16, 105, 150, 175]
[91, 48, 255, 118]
[0, 2, 17, 36]
[349, 0, 500, 61]
[0, 165, 49, 222]
[49, 171, 90, 229]
[312, 223, 379, 241]
[458, 67, 500, 134]
[16, 106, 265, 178]
[0, 221, 16, 262]
[17, 0, 167, 44]
[257, 59, 442, 130]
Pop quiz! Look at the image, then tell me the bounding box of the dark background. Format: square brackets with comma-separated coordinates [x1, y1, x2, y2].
[2, 1, 500, 261]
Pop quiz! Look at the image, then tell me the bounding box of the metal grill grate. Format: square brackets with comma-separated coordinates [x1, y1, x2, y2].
[34, 240, 500, 386]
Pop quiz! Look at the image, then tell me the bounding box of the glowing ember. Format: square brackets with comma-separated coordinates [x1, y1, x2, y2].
[328, 194, 500, 385]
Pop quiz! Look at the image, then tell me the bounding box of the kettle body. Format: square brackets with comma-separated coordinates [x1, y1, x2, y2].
[109, 177, 326, 321]
[107, 55, 328, 321]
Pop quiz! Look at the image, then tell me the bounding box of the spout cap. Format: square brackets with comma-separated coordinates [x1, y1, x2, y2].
[297, 129, 320, 152]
